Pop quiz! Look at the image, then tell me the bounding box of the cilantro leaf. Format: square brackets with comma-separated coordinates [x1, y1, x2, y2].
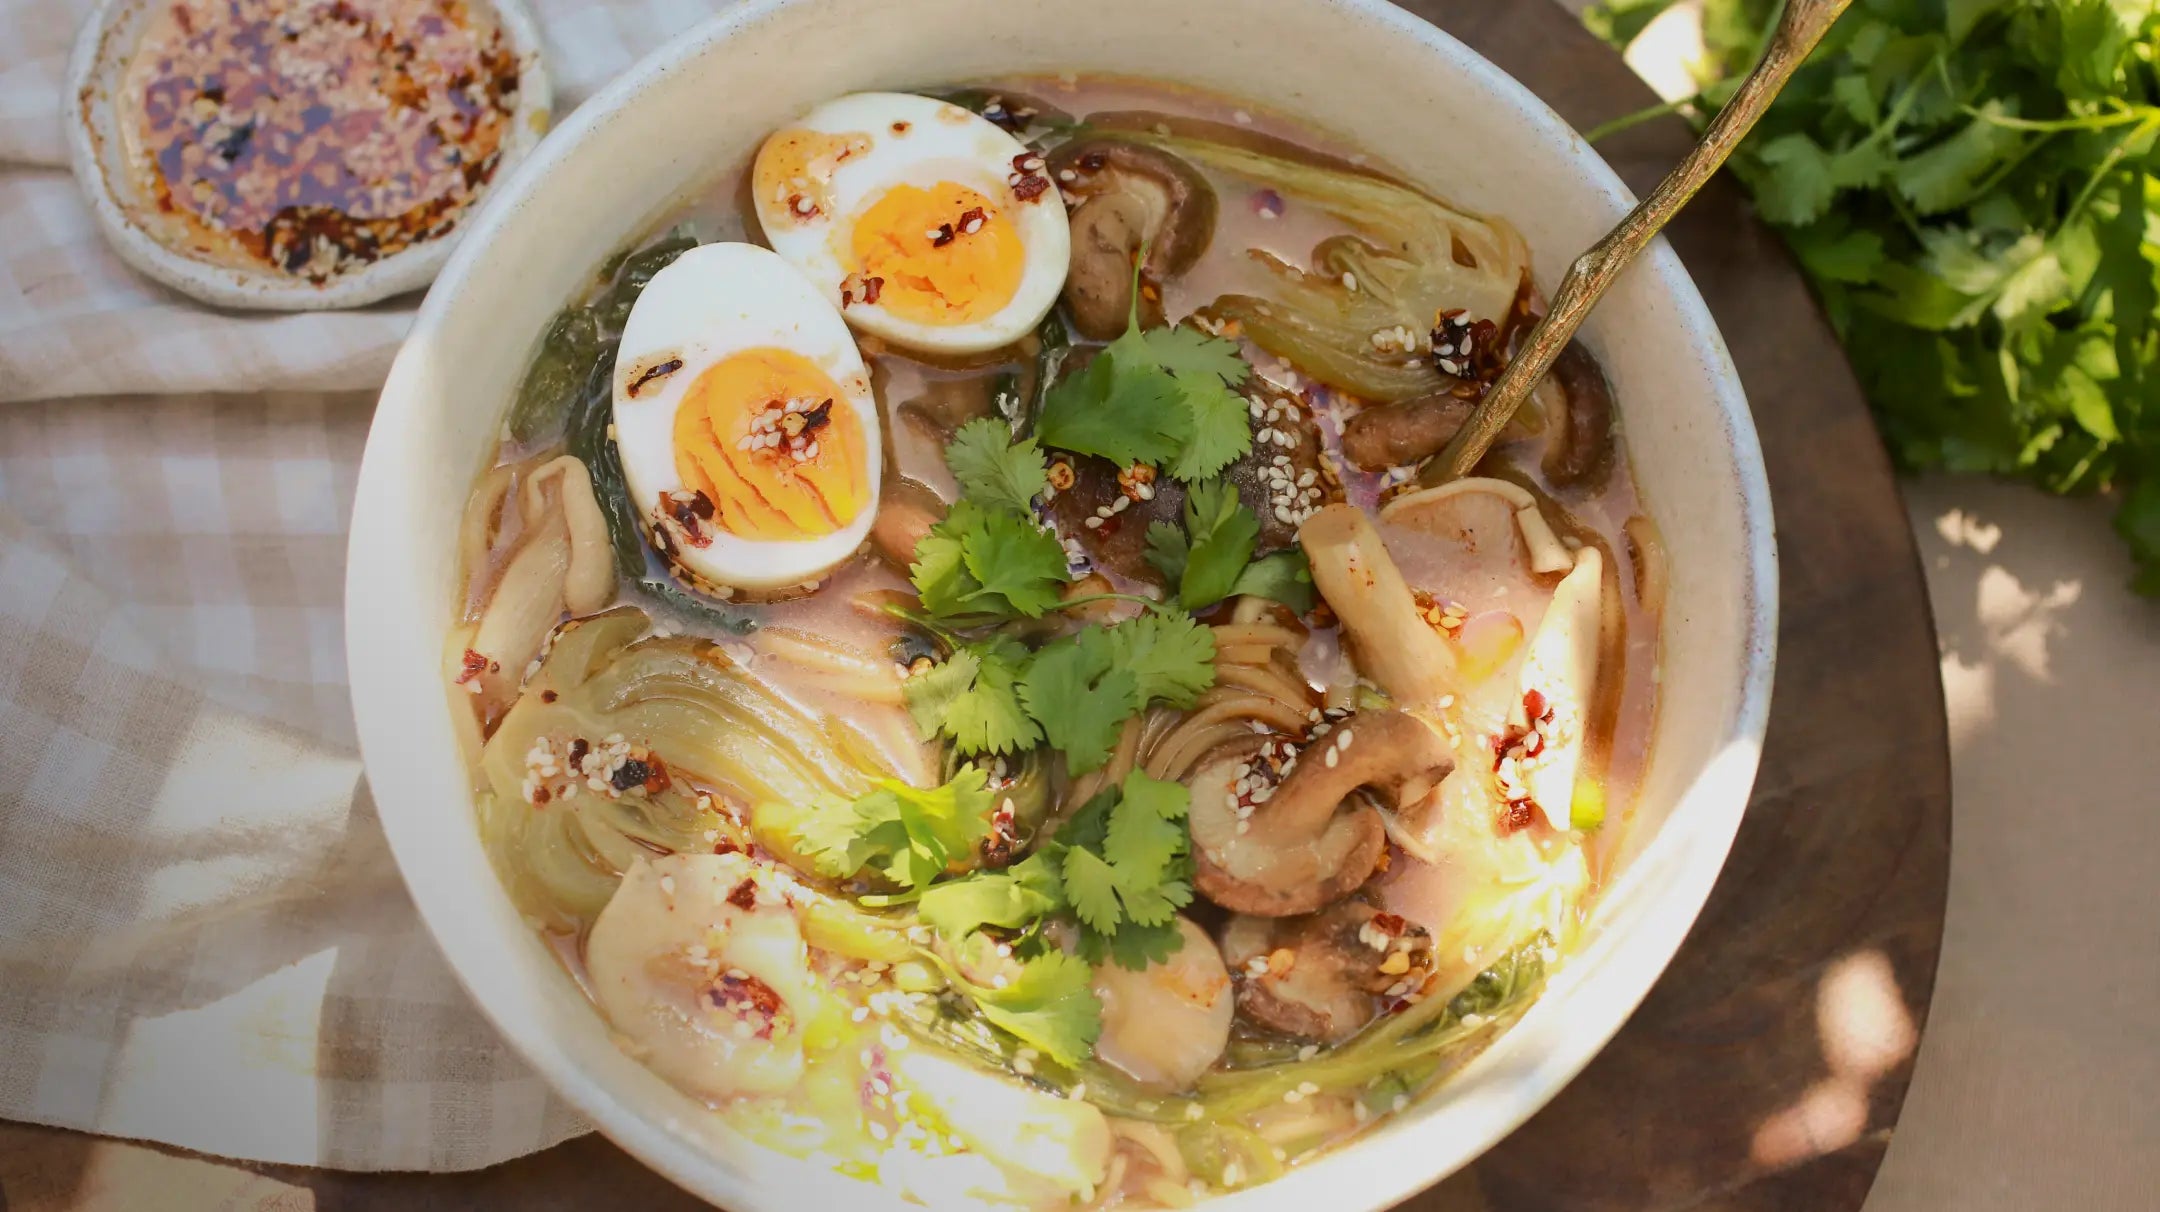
[1893, 102, 2025, 216]
[917, 848, 1064, 940]
[1169, 374, 1253, 481]
[783, 767, 996, 890]
[1019, 633, 1141, 774]
[1231, 548, 1318, 613]
[1106, 612, 1217, 709]
[1175, 480, 1262, 610]
[1102, 769, 1188, 893]
[905, 637, 1041, 755]
[1060, 846, 1125, 933]
[962, 506, 1073, 617]
[911, 501, 1071, 621]
[1137, 325, 1252, 384]
[946, 418, 1047, 513]
[971, 950, 1101, 1068]
[1038, 317, 1251, 482]
[1037, 352, 1185, 468]
[1143, 519, 1190, 585]
[1081, 917, 1188, 970]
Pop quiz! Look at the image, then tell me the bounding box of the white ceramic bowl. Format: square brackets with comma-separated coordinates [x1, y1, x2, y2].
[67, 0, 552, 310]
[347, 0, 1778, 1207]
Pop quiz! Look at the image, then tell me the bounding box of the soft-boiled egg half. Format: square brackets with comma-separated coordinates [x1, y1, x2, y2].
[612, 242, 880, 594]
[753, 92, 1070, 356]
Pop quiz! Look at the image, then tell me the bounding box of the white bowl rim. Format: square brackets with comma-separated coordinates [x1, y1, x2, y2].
[63, 0, 554, 311]
[347, 1, 1779, 1207]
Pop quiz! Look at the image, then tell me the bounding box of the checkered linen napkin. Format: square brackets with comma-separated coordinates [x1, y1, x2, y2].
[0, 0, 727, 1172]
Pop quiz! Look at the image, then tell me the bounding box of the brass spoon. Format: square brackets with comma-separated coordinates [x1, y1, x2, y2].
[1424, 0, 1854, 485]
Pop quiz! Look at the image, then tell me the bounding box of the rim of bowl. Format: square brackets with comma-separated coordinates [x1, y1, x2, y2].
[348, 1, 1779, 1207]
[64, 0, 554, 312]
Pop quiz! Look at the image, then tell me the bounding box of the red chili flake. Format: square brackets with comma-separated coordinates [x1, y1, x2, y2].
[531, 786, 551, 805]
[1011, 174, 1051, 202]
[891, 120, 911, 134]
[1497, 799, 1538, 833]
[713, 837, 743, 856]
[566, 737, 590, 768]
[707, 971, 786, 1036]
[1372, 912, 1408, 936]
[539, 689, 557, 703]
[956, 206, 986, 235]
[1523, 688, 1549, 722]
[455, 647, 489, 684]
[726, 878, 759, 909]
[840, 272, 885, 306]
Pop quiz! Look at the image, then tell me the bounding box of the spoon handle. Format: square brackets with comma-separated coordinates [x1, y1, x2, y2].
[1424, 0, 1853, 485]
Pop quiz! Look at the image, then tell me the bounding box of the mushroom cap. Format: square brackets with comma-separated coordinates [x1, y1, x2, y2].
[1221, 900, 1435, 1043]
[1186, 708, 1452, 917]
[1045, 139, 1217, 340]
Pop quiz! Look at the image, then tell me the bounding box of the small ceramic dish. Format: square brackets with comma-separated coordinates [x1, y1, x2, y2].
[65, 0, 552, 311]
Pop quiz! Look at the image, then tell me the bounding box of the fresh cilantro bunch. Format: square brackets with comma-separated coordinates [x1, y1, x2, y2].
[1588, 0, 2160, 590]
[904, 610, 1217, 770]
[1037, 309, 1255, 481]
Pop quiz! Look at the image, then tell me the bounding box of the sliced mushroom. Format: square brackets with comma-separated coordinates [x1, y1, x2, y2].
[1541, 339, 1616, 491]
[1047, 140, 1217, 339]
[1513, 546, 1604, 829]
[1187, 709, 1453, 917]
[1340, 392, 1539, 473]
[1299, 504, 1461, 709]
[1091, 916, 1236, 1091]
[871, 476, 946, 570]
[1379, 477, 1572, 575]
[1221, 900, 1437, 1043]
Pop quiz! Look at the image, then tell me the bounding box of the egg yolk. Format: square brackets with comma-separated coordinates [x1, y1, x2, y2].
[671, 347, 869, 541]
[848, 182, 1025, 326]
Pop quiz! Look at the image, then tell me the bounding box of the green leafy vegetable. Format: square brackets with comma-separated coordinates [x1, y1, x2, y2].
[1143, 480, 1313, 613]
[1017, 630, 1142, 774]
[1106, 611, 1218, 708]
[1586, 0, 2160, 590]
[1038, 302, 1253, 482]
[946, 418, 1049, 513]
[960, 949, 1101, 1068]
[917, 849, 1065, 940]
[904, 636, 1042, 756]
[786, 766, 997, 889]
[1055, 772, 1195, 968]
[911, 500, 1072, 622]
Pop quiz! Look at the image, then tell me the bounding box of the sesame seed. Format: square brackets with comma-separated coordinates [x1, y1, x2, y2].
[1325, 747, 1340, 768]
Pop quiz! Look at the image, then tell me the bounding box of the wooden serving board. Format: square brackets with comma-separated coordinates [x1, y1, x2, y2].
[0, 2, 1951, 1209]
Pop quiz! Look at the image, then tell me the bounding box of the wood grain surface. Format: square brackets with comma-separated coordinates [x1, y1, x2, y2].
[0, 2, 1952, 1209]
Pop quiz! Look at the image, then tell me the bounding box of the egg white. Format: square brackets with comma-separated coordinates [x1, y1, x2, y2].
[754, 92, 1070, 355]
[611, 241, 881, 592]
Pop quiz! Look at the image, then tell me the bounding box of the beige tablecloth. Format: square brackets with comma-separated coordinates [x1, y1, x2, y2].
[0, 0, 726, 1172]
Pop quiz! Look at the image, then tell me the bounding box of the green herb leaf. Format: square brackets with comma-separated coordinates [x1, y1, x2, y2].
[1175, 480, 1262, 610]
[946, 418, 1048, 513]
[1230, 549, 1319, 613]
[1107, 612, 1218, 709]
[917, 848, 1065, 940]
[910, 500, 1071, 621]
[970, 950, 1101, 1068]
[904, 637, 1042, 755]
[1037, 318, 1252, 482]
[1018, 632, 1141, 773]
[786, 767, 996, 890]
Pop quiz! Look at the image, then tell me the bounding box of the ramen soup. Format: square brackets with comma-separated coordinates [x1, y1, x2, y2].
[451, 77, 1665, 1210]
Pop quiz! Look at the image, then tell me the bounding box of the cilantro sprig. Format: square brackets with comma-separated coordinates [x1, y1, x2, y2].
[1038, 269, 1253, 482]
[1146, 480, 1318, 613]
[782, 766, 997, 889]
[905, 611, 1219, 767]
[910, 498, 1072, 622]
